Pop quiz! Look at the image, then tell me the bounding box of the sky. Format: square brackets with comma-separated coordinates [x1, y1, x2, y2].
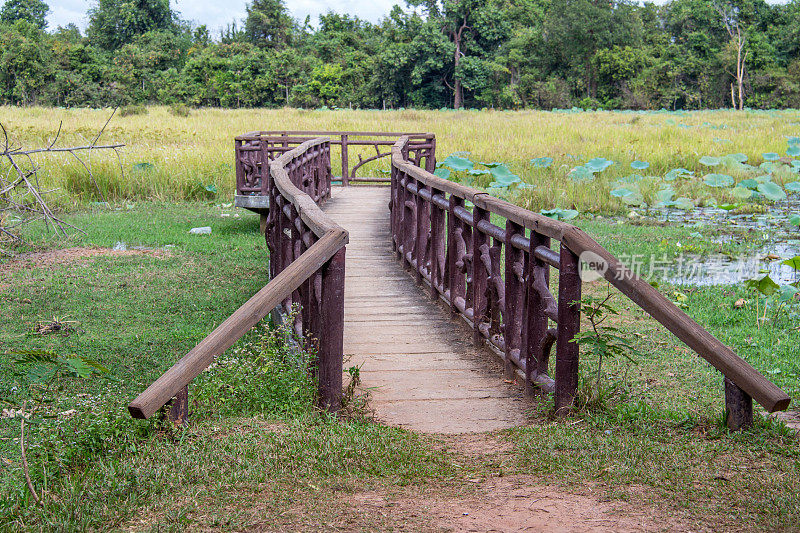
[41, 0, 790, 36]
[44, 0, 401, 34]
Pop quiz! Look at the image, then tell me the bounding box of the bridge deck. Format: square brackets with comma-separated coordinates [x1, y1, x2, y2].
[323, 186, 529, 433]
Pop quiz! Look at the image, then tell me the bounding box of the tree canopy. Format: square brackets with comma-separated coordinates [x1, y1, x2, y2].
[1, 0, 800, 109]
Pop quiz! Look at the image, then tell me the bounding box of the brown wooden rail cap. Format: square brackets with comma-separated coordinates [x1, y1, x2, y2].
[391, 135, 791, 414]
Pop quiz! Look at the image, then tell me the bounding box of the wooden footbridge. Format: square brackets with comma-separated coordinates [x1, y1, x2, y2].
[128, 131, 790, 433]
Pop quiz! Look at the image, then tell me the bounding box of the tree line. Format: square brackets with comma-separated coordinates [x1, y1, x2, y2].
[1, 0, 800, 110]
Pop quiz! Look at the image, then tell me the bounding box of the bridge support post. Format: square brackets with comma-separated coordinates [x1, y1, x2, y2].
[341, 134, 349, 186]
[555, 247, 581, 416]
[167, 385, 189, 426]
[318, 247, 346, 412]
[725, 377, 753, 430]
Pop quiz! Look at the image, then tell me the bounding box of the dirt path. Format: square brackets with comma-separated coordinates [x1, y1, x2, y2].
[324, 186, 529, 433]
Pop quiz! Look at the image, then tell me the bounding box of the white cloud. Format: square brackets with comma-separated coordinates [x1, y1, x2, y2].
[44, 0, 401, 34]
[42, 0, 791, 35]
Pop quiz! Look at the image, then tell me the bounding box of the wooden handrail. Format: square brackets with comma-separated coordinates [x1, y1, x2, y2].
[129, 138, 348, 420]
[390, 136, 790, 419]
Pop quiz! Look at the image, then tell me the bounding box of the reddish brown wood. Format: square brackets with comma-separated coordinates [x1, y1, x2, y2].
[472, 207, 490, 346]
[130, 138, 348, 421]
[504, 221, 525, 380]
[340, 134, 349, 186]
[167, 384, 189, 426]
[725, 377, 753, 430]
[388, 134, 790, 423]
[319, 247, 346, 411]
[555, 246, 581, 416]
[430, 187, 446, 299]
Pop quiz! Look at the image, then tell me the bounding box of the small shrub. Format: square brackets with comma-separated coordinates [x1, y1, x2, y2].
[168, 103, 191, 117]
[119, 104, 148, 117]
[192, 322, 316, 419]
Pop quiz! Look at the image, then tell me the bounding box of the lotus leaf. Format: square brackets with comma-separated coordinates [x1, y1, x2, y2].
[439, 155, 474, 171]
[782, 255, 800, 270]
[664, 168, 693, 181]
[745, 274, 779, 296]
[699, 156, 721, 166]
[568, 166, 595, 182]
[732, 186, 755, 200]
[757, 181, 787, 201]
[703, 173, 734, 187]
[585, 157, 614, 172]
[434, 168, 452, 180]
[530, 157, 554, 168]
[490, 164, 521, 186]
[540, 208, 579, 221]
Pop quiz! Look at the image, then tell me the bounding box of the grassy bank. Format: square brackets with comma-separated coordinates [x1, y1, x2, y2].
[0, 204, 797, 530]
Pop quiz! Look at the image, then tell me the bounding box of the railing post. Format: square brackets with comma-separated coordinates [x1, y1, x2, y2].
[472, 207, 490, 346]
[524, 233, 551, 395]
[318, 247, 345, 412]
[259, 138, 270, 196]
[725, 377, 753, 430]
[414, 183, 427, 284]
[504, 221, 525, 380]
[167, 384, 189, 426]
[430, 187, 445, 299]
[235, 139, 244, 195]
[555, 246, 581, 415]
[341, 134, 349, 186]
[447, 195, 461, 318]
[426, 136, 437, 173]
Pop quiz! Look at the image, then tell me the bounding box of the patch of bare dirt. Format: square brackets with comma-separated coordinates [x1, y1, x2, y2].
[0, 246, 169, 277]
[771, 410, 800, 433]
[343, 476, 700, 533]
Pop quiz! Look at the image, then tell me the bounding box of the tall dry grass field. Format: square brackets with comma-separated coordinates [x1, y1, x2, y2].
[2, 106, 799, 212]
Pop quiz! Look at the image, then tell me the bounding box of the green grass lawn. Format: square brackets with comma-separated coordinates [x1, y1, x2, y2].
[1, 201, 798, 531]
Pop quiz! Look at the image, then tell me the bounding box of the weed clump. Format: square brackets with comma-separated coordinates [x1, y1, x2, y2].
[169, 103, 191, 117]
[119, 104, 148, 117]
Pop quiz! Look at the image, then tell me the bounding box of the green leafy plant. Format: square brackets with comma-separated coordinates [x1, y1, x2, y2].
[572, 293, 641, 387]
[6, 350, 109, 506]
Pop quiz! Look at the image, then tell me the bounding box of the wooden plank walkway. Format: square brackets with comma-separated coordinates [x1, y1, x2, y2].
[323, 186, 529, 433]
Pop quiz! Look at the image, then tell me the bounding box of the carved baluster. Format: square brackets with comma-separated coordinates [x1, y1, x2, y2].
[414, 181, 426, 284]
[430, 187, 446, 299]
[523, 232, 550, 394]
[555, 245, 581, 416]
[504, 222, 525, 380]
[472, 207, 490, 346]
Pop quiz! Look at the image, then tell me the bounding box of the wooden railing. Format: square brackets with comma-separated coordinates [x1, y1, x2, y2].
[235, 131, 436, 196]
[390, 136, 790, 429]
[128, 138, 348, 421]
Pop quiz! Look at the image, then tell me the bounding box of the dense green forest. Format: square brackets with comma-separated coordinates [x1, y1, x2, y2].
[1, 0, 800, 110]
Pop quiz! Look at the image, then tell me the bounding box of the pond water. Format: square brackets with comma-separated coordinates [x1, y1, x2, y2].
[631, 196, 799, 286]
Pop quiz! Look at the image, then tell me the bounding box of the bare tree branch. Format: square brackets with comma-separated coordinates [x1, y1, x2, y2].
[0, 116, 125, 254]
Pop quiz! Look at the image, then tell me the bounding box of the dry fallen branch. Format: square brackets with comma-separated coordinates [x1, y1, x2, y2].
[0, 111, 125, 254]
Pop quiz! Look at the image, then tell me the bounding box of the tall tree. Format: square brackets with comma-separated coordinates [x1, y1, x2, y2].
[243, 0, 293, 49]
[87, 0, 176, 50]
[0, 0, 49, 29]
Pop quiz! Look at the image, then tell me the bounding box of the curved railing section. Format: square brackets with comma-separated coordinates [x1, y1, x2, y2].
[129, 138, 348, 422]
[235, 131, 436, 201]
[390, 136, 790, 429]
